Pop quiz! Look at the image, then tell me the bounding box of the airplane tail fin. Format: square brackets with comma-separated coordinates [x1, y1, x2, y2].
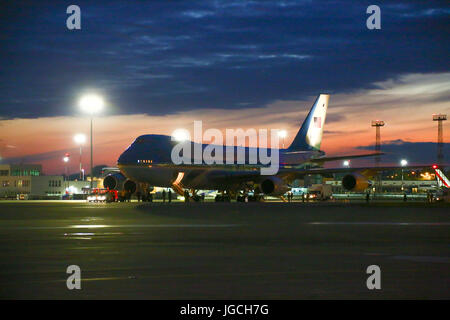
[287, 94, 329, 151]
[434, 167, 450, 188]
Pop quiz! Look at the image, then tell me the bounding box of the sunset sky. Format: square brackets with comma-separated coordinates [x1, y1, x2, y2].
[0, 1, 449, 174]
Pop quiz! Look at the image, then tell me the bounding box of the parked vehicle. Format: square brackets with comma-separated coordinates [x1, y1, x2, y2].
[87, 188, 117, 202]
[307, 184, 332, 200]
[434, 189, 450, 203]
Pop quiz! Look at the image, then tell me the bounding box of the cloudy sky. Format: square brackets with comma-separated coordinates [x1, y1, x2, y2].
[0, 1, 449, 174]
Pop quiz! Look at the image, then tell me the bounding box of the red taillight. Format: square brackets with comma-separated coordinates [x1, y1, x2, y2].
[432, 165, 438, 169]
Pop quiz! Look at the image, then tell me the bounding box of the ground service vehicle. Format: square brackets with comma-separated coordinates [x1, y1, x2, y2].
[308, 184, 332, 200]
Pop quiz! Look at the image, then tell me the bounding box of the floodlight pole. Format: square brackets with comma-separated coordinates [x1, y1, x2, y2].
[433, 114, 447, 166]
[401, 168, 404, 191]
[90, 116, 93, 190]
[79, 145, 83, 180]
[371, 120, 385, 195]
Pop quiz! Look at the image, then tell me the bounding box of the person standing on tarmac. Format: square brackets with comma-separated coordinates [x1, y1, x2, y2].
[162, 189, 166, 203]
[168, 189, 172, 203]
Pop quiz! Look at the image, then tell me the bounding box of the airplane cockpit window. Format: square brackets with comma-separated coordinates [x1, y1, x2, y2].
[135, 137, 145, 144]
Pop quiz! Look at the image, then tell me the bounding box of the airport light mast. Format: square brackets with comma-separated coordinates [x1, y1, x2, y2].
[371, 120, 385, 165]
[63, 153, 70, 181]
[371, 120, 385, 194]
[432, 114, 447, 166]
[79, 94, 104, 190]
[74, 133, 86, 180]
[400, 159, 408, 191]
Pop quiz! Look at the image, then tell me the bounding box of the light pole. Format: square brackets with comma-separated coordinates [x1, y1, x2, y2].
[63, 153, 70, 181]
[400, 159, 408, 191]
[74, 133, 86, 180]
[79, 94, 104, 190]
[278, 130, 287, 149]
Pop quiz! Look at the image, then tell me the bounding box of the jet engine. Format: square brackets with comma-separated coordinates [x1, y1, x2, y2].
[342, 173, 372, 191]
[104, 172, 138, 193]
[260, 177, 290, 196]
[124, 179, 137, 193]
[103, 172, 127, 190]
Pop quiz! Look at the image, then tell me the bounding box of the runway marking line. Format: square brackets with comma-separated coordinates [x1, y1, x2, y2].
[308, 222, 450, 226]
[3, 224, 243, 230]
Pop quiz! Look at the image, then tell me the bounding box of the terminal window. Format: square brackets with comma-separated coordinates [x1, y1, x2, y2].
[0, 170, 9, 176]
[11, 169, 40, 176]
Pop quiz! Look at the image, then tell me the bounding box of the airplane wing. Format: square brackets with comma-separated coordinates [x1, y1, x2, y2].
[205, 164, 435, 184]
[277, 164, 435, 180]
[308, 153, 384, 164]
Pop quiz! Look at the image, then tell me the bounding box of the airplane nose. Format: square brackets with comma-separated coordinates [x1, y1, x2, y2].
[118, 149, 134, 165]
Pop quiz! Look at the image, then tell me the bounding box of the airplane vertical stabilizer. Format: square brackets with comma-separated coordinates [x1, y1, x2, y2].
[287, 94, 329, 151]
[434, 167, 450, 188]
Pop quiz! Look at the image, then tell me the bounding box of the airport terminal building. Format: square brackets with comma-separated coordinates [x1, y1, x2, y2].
[0, 164, 94, 199]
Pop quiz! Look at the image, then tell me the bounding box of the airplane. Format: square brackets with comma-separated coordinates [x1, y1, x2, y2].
[104, 94, 428, 201]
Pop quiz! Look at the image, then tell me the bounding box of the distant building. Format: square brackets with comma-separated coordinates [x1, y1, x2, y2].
[0, 164, 42, 177]
[0, 164, 96, 199]
[325, 179, 437, 193]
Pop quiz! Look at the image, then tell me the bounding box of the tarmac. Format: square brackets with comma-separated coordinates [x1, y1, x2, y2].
[0, 200, 448, 299]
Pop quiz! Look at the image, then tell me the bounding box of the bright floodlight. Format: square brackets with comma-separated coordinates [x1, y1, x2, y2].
[74, 133, 86, 145]
[400, 159, 408, 167]
[79, 94, 104, 114]
[63, 156, 69, 163]
[278, 130, 287, 138]
[172, 129, 190, 142]
[343, 160, 350, 167]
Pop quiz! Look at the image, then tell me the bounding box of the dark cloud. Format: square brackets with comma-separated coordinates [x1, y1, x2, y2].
[0, 0, 449, 118]
[357, 139, 450, 165]
[0, 148, 77, 164]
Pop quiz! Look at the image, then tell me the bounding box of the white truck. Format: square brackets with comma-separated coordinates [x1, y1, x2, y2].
[307, 184, 333, 201]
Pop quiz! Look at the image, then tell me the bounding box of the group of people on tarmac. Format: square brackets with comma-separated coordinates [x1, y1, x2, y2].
[110, 188, 188, 203]
[286, 192, 294, 202]
[117, 189, 132, 202]
[426, 192, 434, 203]
[135, 190, 154, 202]
[114, 190, 154, 202]
[161, 189, 173, 203]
